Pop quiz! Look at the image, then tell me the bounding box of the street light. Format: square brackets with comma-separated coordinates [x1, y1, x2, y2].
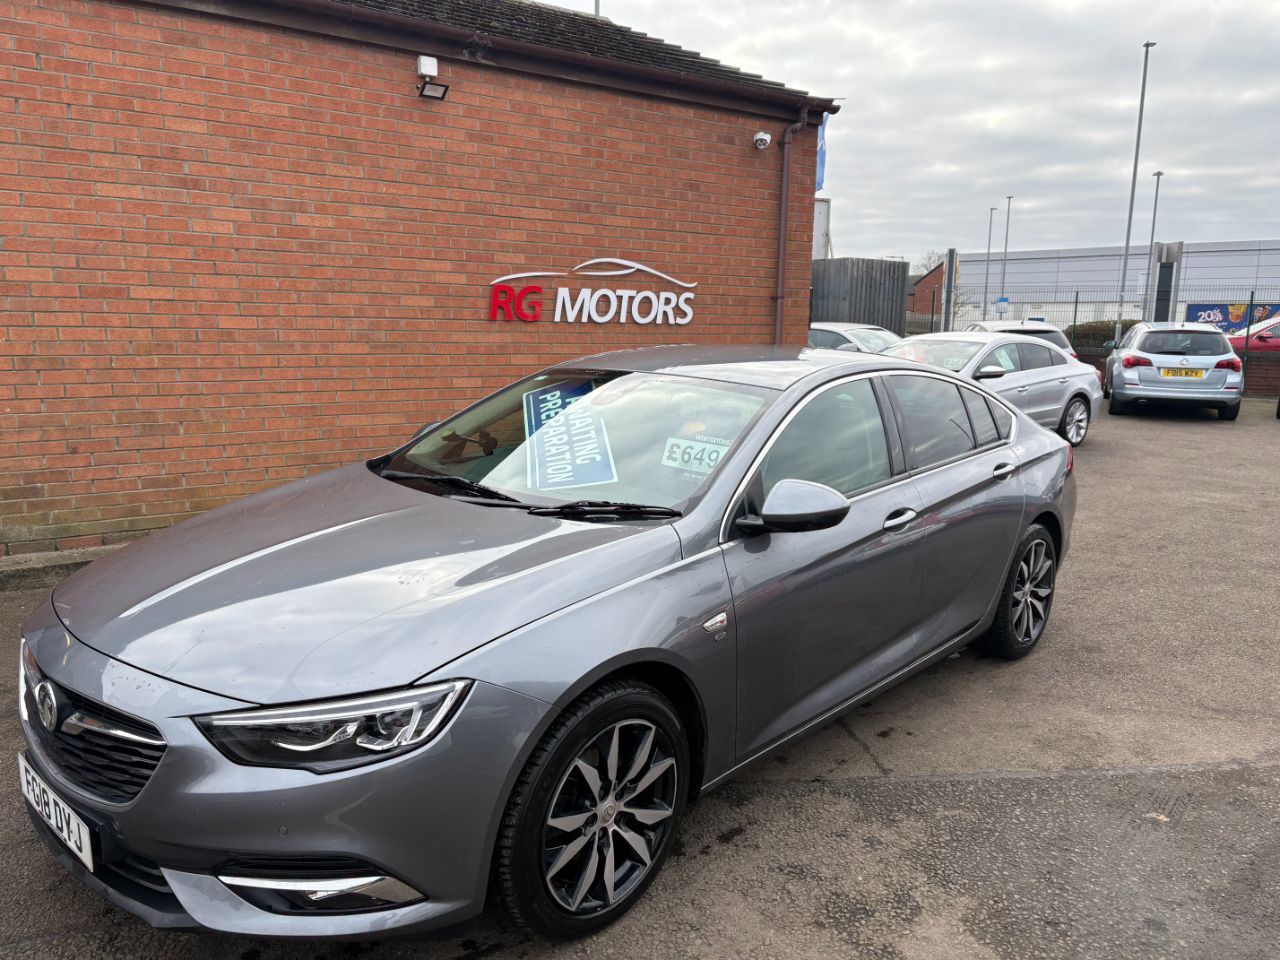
[1115, 41, 1157, 341]
[998, 195, 1013, 298]
[982, 205, 997, 322]
[1141, 170, 1164, 323]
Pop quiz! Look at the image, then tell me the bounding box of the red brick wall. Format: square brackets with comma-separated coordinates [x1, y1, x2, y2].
[0, 0, 818, 554]
[906, 264, 943, 314]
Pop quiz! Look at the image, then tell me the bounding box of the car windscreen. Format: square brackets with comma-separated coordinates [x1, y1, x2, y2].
[1023, 328, 1072, 350]
[1138, 331, 1230, 356]
[880, 339, 983, 372]
[846, 329, 901, 352]
[382, 371, 771, 510]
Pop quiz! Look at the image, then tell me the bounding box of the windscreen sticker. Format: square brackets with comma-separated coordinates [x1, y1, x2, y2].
[660, 434, 730, 476]
[522, 383, 618, 490]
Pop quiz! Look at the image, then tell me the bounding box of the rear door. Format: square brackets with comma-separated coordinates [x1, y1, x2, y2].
[882, 373, 1026, 654]
[1015, 342, 1065, 425]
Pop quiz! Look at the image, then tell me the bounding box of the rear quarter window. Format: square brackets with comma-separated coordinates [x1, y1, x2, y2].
[1026, 329, 1073, 351]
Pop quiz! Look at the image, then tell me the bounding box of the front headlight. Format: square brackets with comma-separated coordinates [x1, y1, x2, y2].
[196, 681, 471, 772]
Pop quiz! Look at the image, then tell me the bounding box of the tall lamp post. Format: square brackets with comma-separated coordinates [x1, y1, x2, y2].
[1141, 170, 1164, 323]
[1115, 41, 1157, 341]
[998, 195, 1013, 299]
[981, 205, 997, 322]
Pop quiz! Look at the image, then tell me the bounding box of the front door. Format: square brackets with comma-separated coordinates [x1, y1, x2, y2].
[723, 376, 927, 761]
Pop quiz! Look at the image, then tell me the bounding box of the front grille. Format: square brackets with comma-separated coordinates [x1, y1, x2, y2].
[217, 854, 378, 879]
[24, 682, 166, 804]
[103, 852, 171, 895]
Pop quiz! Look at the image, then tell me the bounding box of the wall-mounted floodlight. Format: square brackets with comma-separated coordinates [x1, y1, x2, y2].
[416, 55, 449, 100]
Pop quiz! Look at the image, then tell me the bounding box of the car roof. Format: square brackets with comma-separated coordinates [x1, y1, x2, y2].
[970, 320, 1059, 331]
[1131, 321, 1225, 334]
[810, 322, 888, 331]
[554, 344, 922, 390]
[900, 330, 1042, 344]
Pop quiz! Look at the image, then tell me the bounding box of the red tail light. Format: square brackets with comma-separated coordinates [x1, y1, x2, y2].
[1066, 445, 1074, 474]
[1121, 355, 1152, 368]
[1215, 357, 1242, 372]
[1070, 351, 1078, 358]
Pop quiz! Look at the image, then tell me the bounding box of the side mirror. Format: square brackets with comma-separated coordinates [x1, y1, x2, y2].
[974, 366, 1006, 380]
[1103, 340, 1117, 350]
[836, 343, 862, 353]
[409, 421, 439, 443]
[736, 479, 850, 534]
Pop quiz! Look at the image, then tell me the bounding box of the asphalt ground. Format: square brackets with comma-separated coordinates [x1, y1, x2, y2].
[2, 398, 1278, 960]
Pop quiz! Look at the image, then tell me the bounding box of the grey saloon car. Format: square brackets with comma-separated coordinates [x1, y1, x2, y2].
[18, 346, 1075, 940]
[1102, 321, 1243, 420]
[882, 332, 1103, 446]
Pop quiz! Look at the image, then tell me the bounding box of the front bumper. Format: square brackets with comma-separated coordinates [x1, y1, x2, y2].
[19, 598, 555, 939]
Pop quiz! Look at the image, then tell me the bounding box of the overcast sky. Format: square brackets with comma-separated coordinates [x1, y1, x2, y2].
[557, 0, 1280, 265]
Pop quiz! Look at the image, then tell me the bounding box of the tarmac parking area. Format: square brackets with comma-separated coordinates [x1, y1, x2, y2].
[2, 399, 1277, 960]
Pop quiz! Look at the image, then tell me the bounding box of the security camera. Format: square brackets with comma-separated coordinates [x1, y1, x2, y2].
[417, 55, 438, 80]
[753, 131, 772, 150]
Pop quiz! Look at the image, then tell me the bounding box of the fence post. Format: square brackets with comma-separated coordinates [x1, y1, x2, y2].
[1241, 290, 1255, 396]
[930, 290, 936, 332]
[1071, 291, 1079, 345]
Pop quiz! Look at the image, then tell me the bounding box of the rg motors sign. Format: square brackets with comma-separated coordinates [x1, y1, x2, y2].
[489, 258, 696, 326]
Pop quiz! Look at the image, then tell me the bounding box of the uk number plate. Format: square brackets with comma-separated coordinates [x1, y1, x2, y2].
[18, 754, 94, 870]
[1160, 368, 1204, 379]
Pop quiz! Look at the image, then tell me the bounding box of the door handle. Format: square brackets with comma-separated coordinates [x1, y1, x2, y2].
[1057, 377, 1069, 383]
[882, 508, 918, 531]
[1016, 386, 1029, 393]
[992, 462, 1017, 480]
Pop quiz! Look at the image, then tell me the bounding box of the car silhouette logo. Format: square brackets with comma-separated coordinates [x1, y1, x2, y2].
[1179, 357, 1189, 366]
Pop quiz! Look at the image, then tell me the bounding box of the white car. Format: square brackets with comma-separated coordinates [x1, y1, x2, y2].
[807, 322, 903, 353]
[882, 332, 1103, 446]
[963, 319, 1076, 357]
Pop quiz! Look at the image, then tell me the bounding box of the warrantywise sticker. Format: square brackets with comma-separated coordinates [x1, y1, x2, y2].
[490, 258, 697, 326]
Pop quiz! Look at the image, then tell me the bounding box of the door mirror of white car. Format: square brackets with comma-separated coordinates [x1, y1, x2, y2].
[974, 366, 1007, 380]
[738, 479, 850, 534]
[1103, 340, 1116, 350]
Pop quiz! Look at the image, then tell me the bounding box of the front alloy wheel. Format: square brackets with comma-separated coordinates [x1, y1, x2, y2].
[494, 681, 688, 938]
[1060, 397, 1090, 446]
[542, 720, 677, 915]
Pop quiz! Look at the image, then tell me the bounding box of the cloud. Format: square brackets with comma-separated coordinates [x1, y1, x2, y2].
[557, 0, 1280, 260]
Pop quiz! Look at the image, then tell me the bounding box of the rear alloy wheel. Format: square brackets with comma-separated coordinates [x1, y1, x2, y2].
[976, 524, 1056, 659]
[1059, 397, 1090, 446]
[494, 681, 687, 939]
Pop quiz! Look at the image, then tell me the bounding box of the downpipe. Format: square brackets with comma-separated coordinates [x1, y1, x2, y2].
[774, 108, 810, 345]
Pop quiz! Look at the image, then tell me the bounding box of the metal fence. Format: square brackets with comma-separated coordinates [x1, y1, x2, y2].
[948, 283, 1280, 350]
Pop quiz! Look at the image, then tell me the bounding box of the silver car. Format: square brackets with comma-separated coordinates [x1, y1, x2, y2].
[963, 319, 1076, 356]
[1103, 322, 1243, 420]
[807, 322, 903, 352]
[19, 347, 1075, 941]
[882, 332, 1103, 446]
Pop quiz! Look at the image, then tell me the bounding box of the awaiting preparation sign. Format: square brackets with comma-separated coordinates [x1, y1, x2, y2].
[522, 383, 618, 490]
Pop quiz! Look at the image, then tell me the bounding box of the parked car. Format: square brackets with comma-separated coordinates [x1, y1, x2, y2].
[963, 319, 1077, 356]
[881, 332, 1102, 446]
[1227, 314, 1280, 355]
[808, 321, 902, 352]
[19, 346, 1075, 941]
[1102, 322, 1243, 420]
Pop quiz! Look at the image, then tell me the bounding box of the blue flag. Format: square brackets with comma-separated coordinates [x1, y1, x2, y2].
[815, 112, 828, 192]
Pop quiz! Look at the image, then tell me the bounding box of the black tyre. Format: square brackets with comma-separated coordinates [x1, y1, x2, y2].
[494, 680, 688, 939]
[976, 524, 1057, 660]
[1108, 394, 1129, 416]
[1218, 403, 1240, 421]
[1058, 396, 1091, 446]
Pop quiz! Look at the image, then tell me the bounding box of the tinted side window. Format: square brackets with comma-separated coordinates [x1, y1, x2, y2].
[888, 375, 976, 470]
[1026, 328, 1072, 351]
[961, 388, 999, 446]
[807, 328, 844, 349]
[988, 399, 1014, 439]
[983, 344, 1022, 372]
[1018, 343, 1055, 370]
[759, 378, 891, 498]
